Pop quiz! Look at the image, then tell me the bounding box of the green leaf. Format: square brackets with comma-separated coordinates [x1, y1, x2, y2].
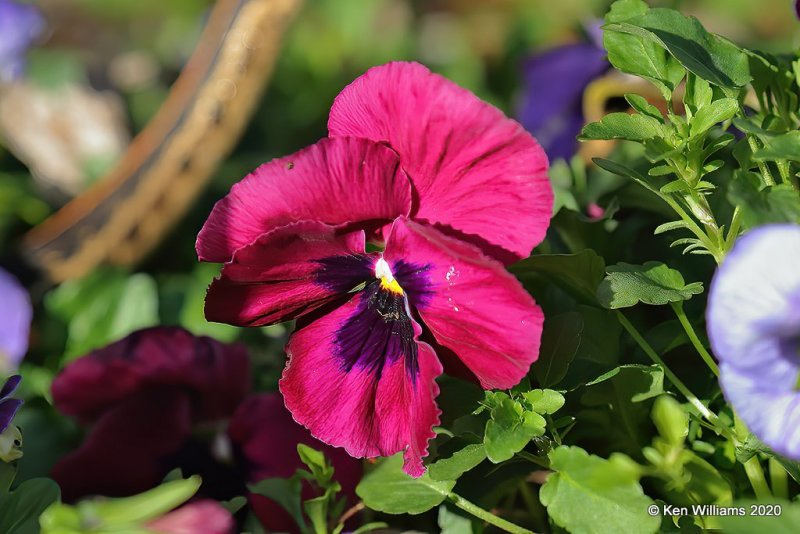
[581, 365, 665, 452]
[82, 476, 201, 525]
[684, 73, 713, 113]
[0, 478, 60, 534]
[428, 444, 487, 482]
[625, 94, 663, 121]
[26, 49, 86, 89]
[305, 493, 331, 534]
[584, 364, 665, 404]
[220, 496, 247, 514]
[541, 446, 659, 534]
[653, 221, 688, 235]
[579, 113, 663, 142]
[560, 306, 622, 390]
[728, 172, 800, 227]
[357, 454, 455, 515]
[46, 268, 159, 361]
[592, 158, 659, 195]
[597, 261, 703, 309]
[483, 392, 546, 463]
[438, 506, 473, 534]
[604, 0, 685, 99]
[604, 8, 750, 89]
[511, 250, 605, 305]
[177, 263, 240, 342]
[753, 131, 800, 162]
[297, 444, 335, 487]
[671, 450, 732, 506]
[523, 389, 565, 415]
[719, 500, 800, 533]
[531, 312, 584, 388]
[250, 476, 306, 530]
[651, 396, 688, 447]
[689, 98, 738, 137]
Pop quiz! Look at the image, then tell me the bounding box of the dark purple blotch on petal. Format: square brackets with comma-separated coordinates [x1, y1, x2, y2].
[334, 283, 418, 379]
[315, 254, 374, 293]
[392, 260, 434, 308]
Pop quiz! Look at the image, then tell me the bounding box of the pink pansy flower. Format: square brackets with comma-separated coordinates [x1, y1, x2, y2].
[198, 62, 552, 476]
[146, 500, 235, 534]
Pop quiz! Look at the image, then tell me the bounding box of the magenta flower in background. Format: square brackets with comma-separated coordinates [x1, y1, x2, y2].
[707, 224, 800, 459]
[198, 61, 552, 476]
[50, 327, 361, 533]
[0, 268, 32, 370]
[228, 394, 362, 533]
[51, 327, 251, 501]
[518, 29, 610, 162]
[146, 500, 235, 534]
[0, 0, 44, 82]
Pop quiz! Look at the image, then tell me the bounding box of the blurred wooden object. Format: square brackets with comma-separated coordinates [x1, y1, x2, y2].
[22, 0, 302, 283]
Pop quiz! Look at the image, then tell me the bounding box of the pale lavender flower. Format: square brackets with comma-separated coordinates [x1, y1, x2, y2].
[0, 0, 44, 82]
[707, 224, 800, 459]
[0, 268, 31, 369]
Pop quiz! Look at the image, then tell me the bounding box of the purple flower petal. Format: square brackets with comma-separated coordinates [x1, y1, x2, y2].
[519, 42, 610, 162]
[0, 374, 21, 399]
[707, 224, 800, 458]
[0, 0, 44, 82]
[0, 397, 22, 434]
[0, 268, 32, 369]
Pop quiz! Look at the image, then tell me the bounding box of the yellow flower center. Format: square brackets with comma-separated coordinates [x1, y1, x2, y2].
[375, 257, 404, 295]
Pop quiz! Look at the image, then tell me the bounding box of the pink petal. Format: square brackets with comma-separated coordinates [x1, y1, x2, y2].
[280, 291, 442, 477]
[385, 218, 543, 390]
[147, 501, 235, 534]
[328, 62, 553, 263]
[196, 137, 412, 263]
[206, 222, 372, 326]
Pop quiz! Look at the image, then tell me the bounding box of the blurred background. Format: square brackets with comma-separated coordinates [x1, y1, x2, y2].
[0, 0, 798, 494]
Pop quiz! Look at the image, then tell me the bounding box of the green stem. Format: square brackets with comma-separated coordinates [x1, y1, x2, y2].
[769, 457, 789, 500]
[776, 160, 791, 185]
[518, 482, 548, 533]
[670, 302, 719, 377]
[733, 414, 774, 499]
[743, 457, 772, 500]
[746, 134, 776, 186]
[615, 311, 733, 439]
[517, 451, 550, 469]
[725, 206, 742, 253]
[659, 194, 723, 263]
[447, 492, 535, 534]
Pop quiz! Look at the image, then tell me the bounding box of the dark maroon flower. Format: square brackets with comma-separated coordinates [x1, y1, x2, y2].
[51, 327, 250, 502]
[50, 327, 362, 534]
[228, 393, 362, 533]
